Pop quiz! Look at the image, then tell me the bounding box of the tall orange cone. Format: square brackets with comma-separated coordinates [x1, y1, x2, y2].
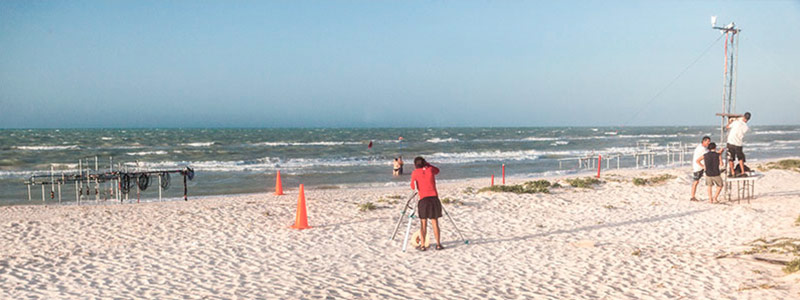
[290, 184, 310, 229]
[274, 171, 284, 195]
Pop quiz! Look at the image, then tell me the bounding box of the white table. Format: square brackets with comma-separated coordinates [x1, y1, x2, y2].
[724, 173, 765, 204]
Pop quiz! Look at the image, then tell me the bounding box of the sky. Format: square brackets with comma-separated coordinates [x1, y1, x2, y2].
[1, 1, 798, 128]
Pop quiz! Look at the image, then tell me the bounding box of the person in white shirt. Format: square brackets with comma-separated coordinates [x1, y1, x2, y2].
[690, 136, 711, 201]
[726, 112, 751, 177]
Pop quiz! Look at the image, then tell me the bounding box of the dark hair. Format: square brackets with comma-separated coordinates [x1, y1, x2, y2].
[707, 142, 716, 150]
[701, 136, 711, 142]
[414, 157, 426, 168]
[744, 112, 751, 121]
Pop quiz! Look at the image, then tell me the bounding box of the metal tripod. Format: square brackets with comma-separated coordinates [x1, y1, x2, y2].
[389, 189, 470, 252]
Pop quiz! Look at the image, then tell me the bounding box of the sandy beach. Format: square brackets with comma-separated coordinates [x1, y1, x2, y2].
[2, 160, 800, 299]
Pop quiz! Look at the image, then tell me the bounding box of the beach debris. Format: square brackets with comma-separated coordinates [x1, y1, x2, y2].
[603, 204, 617, 210]
[631, 248, 642, 256]
[290, 184, 310, 230]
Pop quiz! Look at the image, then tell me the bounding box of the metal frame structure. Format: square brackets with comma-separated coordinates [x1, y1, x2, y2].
[24, 156, 194, 204]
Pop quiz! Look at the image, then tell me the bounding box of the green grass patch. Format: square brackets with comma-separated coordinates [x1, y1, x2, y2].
[386, 195, 404, 199]
[633, 174, 676, 186]
[441, 197, 461, 205]
[478, 179, 555, 194]
[565, 177, 602, 188]
[762, 159, 800, 172]
[358, 202, 377, 212]
[462, 187, 475, 194]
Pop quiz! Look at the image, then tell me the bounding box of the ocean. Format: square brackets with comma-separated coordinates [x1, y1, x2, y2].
[1, 126, 798, 206]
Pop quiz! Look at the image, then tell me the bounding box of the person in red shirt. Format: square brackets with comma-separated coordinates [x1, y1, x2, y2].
[410, 156, 444, 251]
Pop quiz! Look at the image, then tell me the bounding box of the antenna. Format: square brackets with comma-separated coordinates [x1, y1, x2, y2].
[710, 17, 742, 145]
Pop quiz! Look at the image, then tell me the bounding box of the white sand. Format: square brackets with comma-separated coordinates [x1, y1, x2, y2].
[2, 160, 800, 299]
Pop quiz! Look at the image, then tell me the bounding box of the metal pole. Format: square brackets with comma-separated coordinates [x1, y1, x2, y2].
[158, 175, 162, 202]
[58, 173, 63, 203]
[41, 184, 45, 202]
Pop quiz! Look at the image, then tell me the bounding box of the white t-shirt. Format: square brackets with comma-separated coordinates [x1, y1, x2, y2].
[692, 145, 707, 172]
[727, 119, 749, 146]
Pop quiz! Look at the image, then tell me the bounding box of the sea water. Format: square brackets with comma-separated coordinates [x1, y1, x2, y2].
[1, 126, 798, 205]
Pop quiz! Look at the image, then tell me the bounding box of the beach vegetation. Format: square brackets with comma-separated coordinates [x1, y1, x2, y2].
[441, 197, 461, 205]
[565, 177, 601, 188]
[462, 187, 475, 194]
[603, 204, 617, 209]
[795, 215, 800, 226]
[784, 258, 800, 274]
[386, 195, 404, 199]
[478, 180, 555, 194]
[358, 202, 377, 212]
[761, 159, 800, 172]
[632, 174, 676, 186]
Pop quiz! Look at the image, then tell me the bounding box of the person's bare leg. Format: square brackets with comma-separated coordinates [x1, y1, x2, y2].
[419, 219, 427, 249]
[714, 185, 723, 202]
[431, 218, 441, 248]
[691, 180, 699, 199]
[708, 185, 713, 203]
[738, 160, 746, 175]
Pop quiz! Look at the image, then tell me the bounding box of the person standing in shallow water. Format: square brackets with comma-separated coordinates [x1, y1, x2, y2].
[410, 157, 444, 251]
[397, 156, 404, 175]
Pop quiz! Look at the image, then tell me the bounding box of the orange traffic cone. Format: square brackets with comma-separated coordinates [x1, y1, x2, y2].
[290, 184, 310, 230]
[275, 171, 284, 195]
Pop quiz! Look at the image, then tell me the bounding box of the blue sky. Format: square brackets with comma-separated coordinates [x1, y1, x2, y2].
[1, 1, 798, 128]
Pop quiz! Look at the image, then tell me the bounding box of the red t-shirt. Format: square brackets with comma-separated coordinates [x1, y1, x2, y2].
[410, 165, 439, 198]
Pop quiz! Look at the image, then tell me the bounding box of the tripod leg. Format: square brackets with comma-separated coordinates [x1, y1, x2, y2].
[441, 204, 469, 244]
[401, 211, 415, 252]
[390, 191, 417, 241]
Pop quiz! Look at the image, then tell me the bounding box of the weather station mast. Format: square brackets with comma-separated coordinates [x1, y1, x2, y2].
[711, 16, 742, 145]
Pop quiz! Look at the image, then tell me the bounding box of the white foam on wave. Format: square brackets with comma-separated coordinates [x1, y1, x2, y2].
[753, 130, 800, 135]
[126, 151, 168, 156]
[426, 138, 460, 143]
[101, 137, 114, 140]
[14, 145, 79, 151]
[253, 141, 363, 147]
[181, 142, 215, 147]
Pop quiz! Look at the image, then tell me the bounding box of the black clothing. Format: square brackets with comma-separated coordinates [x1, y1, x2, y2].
[727, 144, 745, 162]
[704, 152, 721, 177]
[417, 196, 442, 219]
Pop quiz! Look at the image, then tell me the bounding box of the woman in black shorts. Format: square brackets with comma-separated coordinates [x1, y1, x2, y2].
[410, 157, 444, 251]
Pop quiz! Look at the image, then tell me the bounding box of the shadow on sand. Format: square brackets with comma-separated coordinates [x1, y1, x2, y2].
[467, 208, 713, 246]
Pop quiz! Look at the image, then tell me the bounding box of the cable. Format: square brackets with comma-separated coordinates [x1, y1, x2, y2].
[137, 174, 150, 191]
[622, 33, 726, 127]
[160, 172, 170, 190]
